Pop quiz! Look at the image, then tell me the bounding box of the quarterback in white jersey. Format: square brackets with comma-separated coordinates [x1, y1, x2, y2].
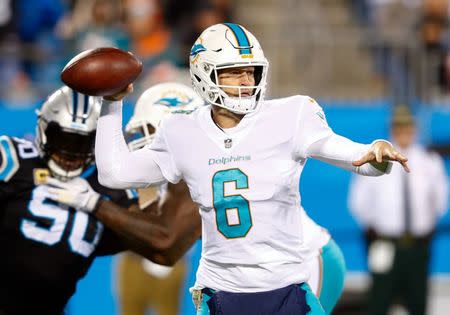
[95, 23, 409, 314]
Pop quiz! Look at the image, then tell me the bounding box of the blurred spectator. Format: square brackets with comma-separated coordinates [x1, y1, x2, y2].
[162, 0, 232, 66]
[58, 0, 128, 52]
[439, 50, 450, 92]
[0, 0, 15, 37]
[416, 0, 450, 96]
[0, 0, 24, 102]
[57, 0, 96, 40]
[75, 0, 128, 51]
[351, 0, 371, 25]
[368, 0, 422, 105]
[15, 0, 68, 90]
[123, 0, 178, 66]
[122, 0, 181, 95]
[419, 0, 449, 51]
[348, 105, 449, 315]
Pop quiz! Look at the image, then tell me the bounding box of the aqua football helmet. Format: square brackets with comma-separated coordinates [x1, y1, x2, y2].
[189, 23, 269, 114]
[35, 86, 101, 181]
[125, 82, 204, 151]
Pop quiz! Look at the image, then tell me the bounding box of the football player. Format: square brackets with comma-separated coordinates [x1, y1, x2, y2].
[0, 86, 197, 315]
[0, 86, 135, 315]
[94, 23, 409, 314]
[48, 83, 345, 314]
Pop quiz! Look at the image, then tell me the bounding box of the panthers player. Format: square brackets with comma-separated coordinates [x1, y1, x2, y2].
[94, 23, 409, 314]
[0, 86, 136, 315]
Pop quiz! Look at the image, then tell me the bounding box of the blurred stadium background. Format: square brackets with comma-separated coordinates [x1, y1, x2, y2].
[1, 0, 450, 314]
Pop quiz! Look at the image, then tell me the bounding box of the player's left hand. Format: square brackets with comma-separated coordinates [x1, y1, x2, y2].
[45, 177, 100, 213]
[352, 140, 410, 172]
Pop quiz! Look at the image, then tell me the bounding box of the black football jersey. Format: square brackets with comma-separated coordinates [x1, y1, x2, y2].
[0, 136, 136, 315]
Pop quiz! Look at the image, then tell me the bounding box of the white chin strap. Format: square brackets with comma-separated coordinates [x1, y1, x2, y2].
[48, 159, 83, 182]
[222, 96, 257, 114]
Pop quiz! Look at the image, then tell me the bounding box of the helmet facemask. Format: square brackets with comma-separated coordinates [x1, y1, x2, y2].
[192, 62, 268, 115]
[126, 121, 156, 151]
[37, 119, 96, 181]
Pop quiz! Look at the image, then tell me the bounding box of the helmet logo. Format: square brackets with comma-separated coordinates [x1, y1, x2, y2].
[190, 41, 206, 64]
[190, 43, 207, 57]
[155, 97, 193, 107]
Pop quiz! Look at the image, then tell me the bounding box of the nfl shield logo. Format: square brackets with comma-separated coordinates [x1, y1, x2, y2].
[224, 138, 232, 148]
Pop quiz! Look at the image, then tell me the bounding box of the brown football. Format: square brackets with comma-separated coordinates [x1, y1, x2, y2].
[61, 47, 143, 96]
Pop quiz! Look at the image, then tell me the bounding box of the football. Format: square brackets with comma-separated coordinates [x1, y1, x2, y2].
[61, 47, 143, 96]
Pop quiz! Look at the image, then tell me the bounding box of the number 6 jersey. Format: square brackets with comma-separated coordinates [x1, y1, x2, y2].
[0, 136, 134, 314]
[147, 95, 382, 292]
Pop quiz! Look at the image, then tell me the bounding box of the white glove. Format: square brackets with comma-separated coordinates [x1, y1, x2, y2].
[45, 177, 101, 213]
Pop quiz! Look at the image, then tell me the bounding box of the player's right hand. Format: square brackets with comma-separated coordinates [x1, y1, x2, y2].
[45, 177, 100, 213]
[353, 140, 410, 172]
[103, 83, 133, 101]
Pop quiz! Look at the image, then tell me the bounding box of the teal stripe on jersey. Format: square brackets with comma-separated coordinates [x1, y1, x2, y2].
[0, 137, 19, 181]
[319, 239, 346, 314]
[301, 283, 326, 314]
[223, 23, 252, 55]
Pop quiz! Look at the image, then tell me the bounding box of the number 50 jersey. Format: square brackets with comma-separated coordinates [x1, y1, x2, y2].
[148, 95, 334, 292]
[0, 136, 134, 315]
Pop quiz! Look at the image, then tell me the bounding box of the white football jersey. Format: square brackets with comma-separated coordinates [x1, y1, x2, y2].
[148, 95, 334, 292]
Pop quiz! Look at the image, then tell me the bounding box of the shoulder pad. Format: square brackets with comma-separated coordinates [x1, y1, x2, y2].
[0, 136, 20, 182]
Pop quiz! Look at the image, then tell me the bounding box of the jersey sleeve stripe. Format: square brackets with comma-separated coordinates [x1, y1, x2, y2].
[0, 136, 19, 181]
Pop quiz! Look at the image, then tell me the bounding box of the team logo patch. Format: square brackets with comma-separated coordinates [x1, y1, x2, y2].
[33, 168, 50, 185]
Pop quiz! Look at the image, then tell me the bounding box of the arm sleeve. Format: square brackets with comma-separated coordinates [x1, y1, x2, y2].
[95, 100, 167, 189]
[293, 98, 390, 176]
[307, 135, 391, 176]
